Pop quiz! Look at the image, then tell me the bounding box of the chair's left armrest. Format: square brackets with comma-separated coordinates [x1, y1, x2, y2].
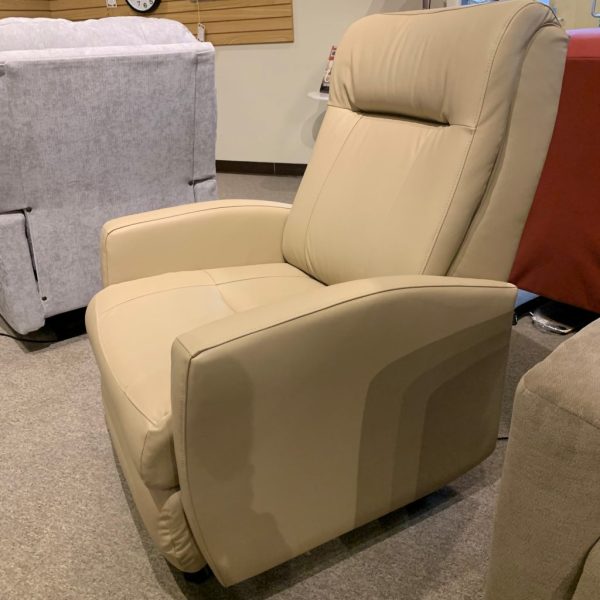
[101, 199, 292, 286]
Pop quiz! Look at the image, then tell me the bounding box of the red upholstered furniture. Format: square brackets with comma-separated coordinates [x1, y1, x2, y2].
[510, 29, 600, 313]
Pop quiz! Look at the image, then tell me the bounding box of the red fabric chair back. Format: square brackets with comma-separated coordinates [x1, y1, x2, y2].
[510, 29, 600, 313]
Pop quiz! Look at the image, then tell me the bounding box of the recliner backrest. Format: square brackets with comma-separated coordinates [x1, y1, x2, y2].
[283, 0, 567, 285]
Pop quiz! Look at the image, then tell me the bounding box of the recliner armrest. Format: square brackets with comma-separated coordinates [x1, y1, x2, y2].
[101, 200, 291, 286]
[174, 275, 515, 359]
[171, 274, 516, 586]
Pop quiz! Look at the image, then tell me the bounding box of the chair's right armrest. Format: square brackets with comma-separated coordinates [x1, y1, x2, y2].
[486, 319, 600, 600]
[101, 199, 291, 286]
[171, 274, 516, 586]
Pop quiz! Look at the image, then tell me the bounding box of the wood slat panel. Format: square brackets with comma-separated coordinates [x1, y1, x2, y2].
[0, 0, 50, 16]
[45, 0, 294, 45]
[207, 28, 292, 45]
[0, 0, 49, 10]
[1, 0, 293, 46]
[50, 0, 288, 12]
[204, 16, 291, 34]
[0, 12, 50, 17]
[51, 4, 291, 24]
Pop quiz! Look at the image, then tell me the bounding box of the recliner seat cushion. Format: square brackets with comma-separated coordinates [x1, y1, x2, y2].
[87, 264, 323, 489]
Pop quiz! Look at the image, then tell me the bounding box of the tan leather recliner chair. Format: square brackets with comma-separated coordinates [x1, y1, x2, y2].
[86, 0, 567, 587]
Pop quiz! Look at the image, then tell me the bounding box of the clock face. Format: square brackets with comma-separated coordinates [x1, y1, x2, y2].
[126, 0, 161, 13]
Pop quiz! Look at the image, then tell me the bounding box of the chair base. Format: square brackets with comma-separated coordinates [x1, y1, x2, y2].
[102, 378, 206, 573]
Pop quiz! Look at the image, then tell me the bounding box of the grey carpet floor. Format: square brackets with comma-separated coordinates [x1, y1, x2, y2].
[216, 172, 301, 205]
[0, 173, 570, 600]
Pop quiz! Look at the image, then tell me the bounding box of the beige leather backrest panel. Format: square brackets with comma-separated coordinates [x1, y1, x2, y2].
[449, 23, 567, 280]
[284, 107, 476, 282]
[283, 1, 566, 285]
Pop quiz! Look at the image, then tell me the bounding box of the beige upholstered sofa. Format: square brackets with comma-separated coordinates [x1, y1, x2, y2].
[486, 318, 600, 600]
[86, 0, 567, 586]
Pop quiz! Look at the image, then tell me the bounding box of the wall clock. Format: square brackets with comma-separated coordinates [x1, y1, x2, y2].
[125, 0, 161, 13]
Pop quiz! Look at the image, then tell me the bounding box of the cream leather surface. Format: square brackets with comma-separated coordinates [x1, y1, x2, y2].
[101, 200, 291, 286]
[88, 264, 321, 490]
[283, 1, 566, 284]
[102, 387, 205, 572]
[172, 276, 515, 585]
[328, 2, 556, 125]
[449, 24, 567, 280]
[86, 0, 567, 587]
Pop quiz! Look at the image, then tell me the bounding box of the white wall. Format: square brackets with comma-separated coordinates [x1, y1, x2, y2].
[553, 0, 598, 29]
[214, 0, 422, 164]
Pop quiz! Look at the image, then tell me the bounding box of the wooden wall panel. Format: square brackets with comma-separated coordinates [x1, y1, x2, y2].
[46, 0, 294, 45]
[0, 0, 50, 18]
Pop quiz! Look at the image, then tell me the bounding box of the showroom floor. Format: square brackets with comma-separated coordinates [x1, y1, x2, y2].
[0, 173, 569, 600]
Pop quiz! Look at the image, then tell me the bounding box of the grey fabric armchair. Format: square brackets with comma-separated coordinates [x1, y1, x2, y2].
[0, 17, 217, 334]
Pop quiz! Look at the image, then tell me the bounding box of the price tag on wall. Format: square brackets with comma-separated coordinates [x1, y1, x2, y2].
[197, 23, 206, 42]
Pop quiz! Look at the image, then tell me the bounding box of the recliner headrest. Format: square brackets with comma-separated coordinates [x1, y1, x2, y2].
[329, 0, 558, 127]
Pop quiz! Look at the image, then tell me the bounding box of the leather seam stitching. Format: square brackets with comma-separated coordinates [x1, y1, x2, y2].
[105, 204, 290, 235]
[206, 270, 237, 314]
[185, 283, 512, 359]
[446, 23, 555, 276]
[103, 204, 290, 284]
[209, 274, 309, 287]
[140, 428, 151, 481]
[420, 2, 542, 274]
[299, 109, 364, 274]
[91, 312, 160, 427]
[98, 282, 223, 314]
[96, 274, 310, 315]
[178, 339, 221, 578]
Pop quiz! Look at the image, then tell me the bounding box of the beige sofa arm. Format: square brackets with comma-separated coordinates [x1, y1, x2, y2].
[486, 319, 600, 600]
[573, 539, 600, 600]
[101, 199, 291, 286]
[171, 275, 516, 586]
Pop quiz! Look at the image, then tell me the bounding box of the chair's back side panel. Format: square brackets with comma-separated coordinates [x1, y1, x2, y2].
[449, 24, 567, 281]
[505, 29, 600, 309]
[283, 1, 566, 285]
[0, 40, 216, 319]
